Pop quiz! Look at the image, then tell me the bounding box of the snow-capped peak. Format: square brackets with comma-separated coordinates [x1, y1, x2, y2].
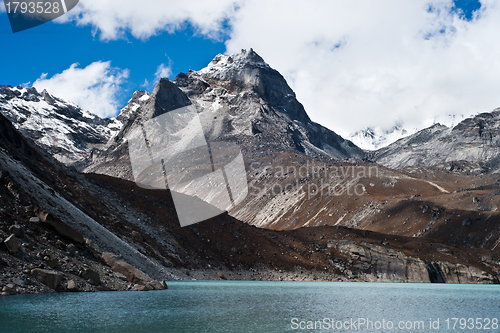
[199, 48, 270, 76]
[0, 85, 120, 165]
[117, 90, 151, 121]
[349, 125, 417, 151]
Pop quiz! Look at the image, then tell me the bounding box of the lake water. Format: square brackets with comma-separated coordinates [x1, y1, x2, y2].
[0, 281, 499, 332]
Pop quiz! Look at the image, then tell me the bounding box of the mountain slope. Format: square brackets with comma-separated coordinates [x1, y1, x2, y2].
[176, 49, 363, 159]
[5, 111, 494, 289]
[0, 85, 121, 165]
[83, 49, 363, 180]
[370, 109, 500, 172]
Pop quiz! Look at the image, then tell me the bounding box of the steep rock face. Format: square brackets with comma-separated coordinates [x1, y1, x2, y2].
[175, 49, 363, 159]
[0, 85, 120, 165]
[371, 109, 500, 172]
[332, 240, 497, 283]
[84, 49, 363, 180]
[83, 78, 192, 180]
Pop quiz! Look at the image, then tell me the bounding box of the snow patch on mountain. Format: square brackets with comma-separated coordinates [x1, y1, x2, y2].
[349, 113, 472, 151]
[349, 125, 417, 151]
[0, 85, 121, 165]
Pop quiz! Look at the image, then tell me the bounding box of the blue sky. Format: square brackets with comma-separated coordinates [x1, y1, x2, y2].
[0, 11, 226, 99]
[0, 0, 496, 141]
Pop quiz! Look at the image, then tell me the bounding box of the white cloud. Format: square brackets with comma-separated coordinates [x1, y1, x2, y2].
[61, 0, 237, 40]
[0, 0, 5, 13]
[62, 0, 500, 138]
[33, 61, 129, 118]
[154, 63, 173, 82]
[224, 0, 500, 137]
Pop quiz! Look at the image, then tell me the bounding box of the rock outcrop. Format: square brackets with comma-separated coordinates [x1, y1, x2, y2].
[330, 240, 497, 284]
[31, 268, 62, 290]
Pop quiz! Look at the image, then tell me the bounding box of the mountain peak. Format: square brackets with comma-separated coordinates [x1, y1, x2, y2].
[150, 78, 191, 118]
[202, 48, 269, 74]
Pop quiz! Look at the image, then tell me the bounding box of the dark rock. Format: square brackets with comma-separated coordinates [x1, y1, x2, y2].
[217, 272, 226, 280]
[67, 244, 77, 256]
[2, 283, 17, 295]
[131, 230, 143, 242]
[0, 170, 10, 183]
[9, 225, 24, 238]
[42, 217, 84, 244]
[160, 280, 168, 289]
[4, 234, 19, 254]
[44, 257, 59, 269]
[31, 268, 62, 289]
[80, 268, 100, 284]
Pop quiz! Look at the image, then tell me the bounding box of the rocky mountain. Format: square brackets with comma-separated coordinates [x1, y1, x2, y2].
[84, 49, 363, 180]
[370, 108, 500, 172]
[2, 49, 500, 291]
[0, 85, 121, 165]
[3, 111, 494, 297]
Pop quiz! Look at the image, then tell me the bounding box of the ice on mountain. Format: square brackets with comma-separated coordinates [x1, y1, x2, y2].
[139, 94, 150, 102]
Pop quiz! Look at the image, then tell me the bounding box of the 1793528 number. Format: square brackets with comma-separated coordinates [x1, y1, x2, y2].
[5, 1, 61, 14]
[445, 318, 498, 330]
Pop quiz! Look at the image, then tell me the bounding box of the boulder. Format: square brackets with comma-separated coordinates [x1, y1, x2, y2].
[160, 280, 168, 289]
[80, 268, 100, 284]
[29, 217, 40, 223]
[44, 257, 59, 269]
[137, 284, 152, 291]
[31, 268, 62, 289]
[8, 225, 24, 238]
[101, 252, 151, 285]
[146, 280, 166, 290]
[131, 231, 143, 242]
[2, 283, 17, 295]
[42, 218, 84, 244]
[4, 234, 19, 254]
[67, 244, 77, 256]
[66, 279, 78, 292]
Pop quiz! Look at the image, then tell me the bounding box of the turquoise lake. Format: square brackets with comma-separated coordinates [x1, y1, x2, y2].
[0, 281, 499, 332]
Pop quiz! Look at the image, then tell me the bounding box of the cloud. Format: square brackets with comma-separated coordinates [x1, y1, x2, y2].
[224, 0, 500, 137]
[61, 0, 237, 40]
[33, 61, 129, 118]
[0, 1, 5, 13]
[154, 63, 173, 82]
[62, 0, 500, 137]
